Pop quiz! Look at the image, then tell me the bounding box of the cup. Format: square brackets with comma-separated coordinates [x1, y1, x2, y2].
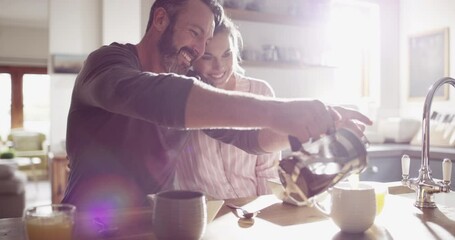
[314, 182, 376, 233]
[24, 204, 76, 240]
[148, 190, 207, 240]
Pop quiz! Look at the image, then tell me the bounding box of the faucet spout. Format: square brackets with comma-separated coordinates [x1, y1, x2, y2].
[422, 77, 455, 171]
[402, 77, 454, 208]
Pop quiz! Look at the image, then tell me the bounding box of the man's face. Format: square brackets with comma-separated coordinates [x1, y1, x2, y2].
[158, 0, 215, 75]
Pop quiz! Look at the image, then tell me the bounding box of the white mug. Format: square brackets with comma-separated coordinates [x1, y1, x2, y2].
[314, 181, 376, 233]
[147, 190, 207, 240]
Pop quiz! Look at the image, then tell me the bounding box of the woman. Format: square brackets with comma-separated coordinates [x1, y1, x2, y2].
[175, 17, 280, 199]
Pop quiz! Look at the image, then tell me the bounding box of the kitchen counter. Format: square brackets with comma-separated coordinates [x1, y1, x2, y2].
[1, 183, 454, 239]
[368, 143, 455, 160]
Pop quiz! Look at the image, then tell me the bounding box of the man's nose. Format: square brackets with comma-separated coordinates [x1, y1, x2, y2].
[194, 41, 205, 59]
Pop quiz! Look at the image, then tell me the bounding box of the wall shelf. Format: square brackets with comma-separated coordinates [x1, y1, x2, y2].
[224, 8, 308, 26]
[242, 60, 336, 69]
[224, 7, 331, 70]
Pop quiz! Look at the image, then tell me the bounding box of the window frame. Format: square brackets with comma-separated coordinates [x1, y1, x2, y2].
[0, 66, 47, 129]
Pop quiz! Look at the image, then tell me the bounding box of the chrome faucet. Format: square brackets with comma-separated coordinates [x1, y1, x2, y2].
[401, 77, 453, 208]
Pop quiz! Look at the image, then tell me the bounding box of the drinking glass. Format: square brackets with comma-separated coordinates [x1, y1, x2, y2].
[24, 204, 76, 240]
[369, 182, 388, 215]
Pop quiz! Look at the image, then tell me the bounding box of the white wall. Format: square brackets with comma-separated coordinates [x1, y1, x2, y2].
[377, 0, 401, 119]
[399, 0, 455, 120]
[49, 1, 102, 54]
[48, 0, 102, 154]
[48, 0, 149, 154]
[102, 0, 142, 45]
[0, 25, 48, 66]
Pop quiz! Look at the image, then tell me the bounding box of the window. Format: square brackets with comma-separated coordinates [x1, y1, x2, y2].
[0, 66, 48, 140]
[324, 0, 380, 108]
[23, 74, 51, 135]
[0, 74, 12, 140]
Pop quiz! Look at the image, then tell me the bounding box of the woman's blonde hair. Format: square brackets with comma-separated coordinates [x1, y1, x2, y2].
[214, 16, 245, 75]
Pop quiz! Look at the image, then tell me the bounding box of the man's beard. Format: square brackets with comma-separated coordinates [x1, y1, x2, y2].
[158, 25, 195, 75]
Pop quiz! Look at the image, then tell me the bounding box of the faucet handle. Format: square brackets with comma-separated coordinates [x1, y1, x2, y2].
[443, 158, 452, 183]
[402, 154, 410, 178]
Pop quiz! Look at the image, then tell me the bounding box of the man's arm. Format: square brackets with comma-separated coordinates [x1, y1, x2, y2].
[185, 80, 372, 146]
[203, 128, 290, 154]
[185, 80, 331, 143]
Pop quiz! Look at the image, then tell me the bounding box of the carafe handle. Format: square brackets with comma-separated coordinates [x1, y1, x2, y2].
[312, 191, 332, 217]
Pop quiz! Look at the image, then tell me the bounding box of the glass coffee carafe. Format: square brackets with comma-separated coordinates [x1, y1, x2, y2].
[278, 127, 369, 205]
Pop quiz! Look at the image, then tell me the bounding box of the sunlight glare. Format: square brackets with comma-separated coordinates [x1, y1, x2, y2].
[324, 0, 379, 105]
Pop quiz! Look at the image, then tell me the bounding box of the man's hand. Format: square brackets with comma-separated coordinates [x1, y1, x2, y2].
[269, 99, 334, 143]
[329, 106, 373, 137]
[270, 101, 372, 144]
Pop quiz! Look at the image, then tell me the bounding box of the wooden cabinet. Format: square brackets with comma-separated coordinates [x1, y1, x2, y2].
[49, 153, 69, 204]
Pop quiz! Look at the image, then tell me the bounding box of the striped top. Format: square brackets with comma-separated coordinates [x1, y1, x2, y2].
[174, 75, 281, 199]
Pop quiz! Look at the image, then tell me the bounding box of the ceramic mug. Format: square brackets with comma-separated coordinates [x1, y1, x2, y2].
[314, 182, 376, 233]
[147, 190, 207, 240]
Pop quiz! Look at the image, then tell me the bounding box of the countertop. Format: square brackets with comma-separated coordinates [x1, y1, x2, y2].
[2, 184, 454, 240]
[368, 143, 455, 160]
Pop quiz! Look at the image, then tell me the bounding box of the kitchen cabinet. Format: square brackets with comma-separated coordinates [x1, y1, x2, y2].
[360, 144, 455, 190]
[360, 156, 403, 182]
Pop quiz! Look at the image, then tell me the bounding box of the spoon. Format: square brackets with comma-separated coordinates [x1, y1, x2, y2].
[93, 218, 118, 237]
[226, 203, 260, 219]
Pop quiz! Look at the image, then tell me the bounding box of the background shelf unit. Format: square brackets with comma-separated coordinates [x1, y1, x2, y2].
[224, 8, 307, 26]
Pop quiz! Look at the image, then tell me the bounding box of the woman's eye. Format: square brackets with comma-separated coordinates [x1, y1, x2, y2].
[223, 51, 232, 58]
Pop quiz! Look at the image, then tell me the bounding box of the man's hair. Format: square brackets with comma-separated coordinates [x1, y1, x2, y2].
[145, 0, 224, 33]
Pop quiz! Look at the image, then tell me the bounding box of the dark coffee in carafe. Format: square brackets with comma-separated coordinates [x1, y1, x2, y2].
[278, 128, 368, 204]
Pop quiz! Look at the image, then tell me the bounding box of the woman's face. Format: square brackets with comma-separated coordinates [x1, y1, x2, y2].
[193, 29, 234, 89]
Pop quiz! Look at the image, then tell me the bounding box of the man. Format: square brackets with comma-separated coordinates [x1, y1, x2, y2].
[63, 0, 371, 211]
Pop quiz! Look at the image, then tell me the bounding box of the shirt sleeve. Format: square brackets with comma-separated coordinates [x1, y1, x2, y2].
[202, 129, 267, 155]
[73, 44, 194, 128]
